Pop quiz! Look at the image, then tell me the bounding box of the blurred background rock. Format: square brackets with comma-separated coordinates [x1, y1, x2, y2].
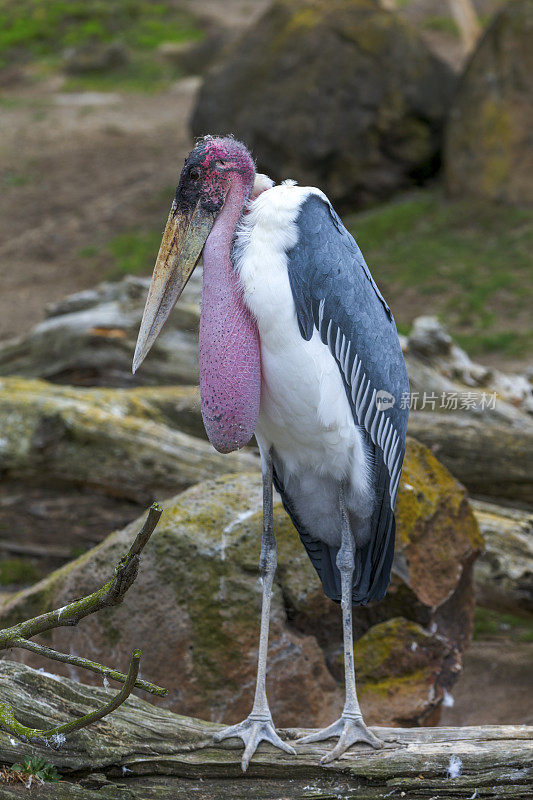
[0, 0, 531, 731]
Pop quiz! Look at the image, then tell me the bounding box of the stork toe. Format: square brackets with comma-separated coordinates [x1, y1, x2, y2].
[297, 715, 384, 763]
[214, 715, 296, 772]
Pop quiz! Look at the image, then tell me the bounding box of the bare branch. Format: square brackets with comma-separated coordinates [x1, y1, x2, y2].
[0, 650, 141, 745]
[0, 503, 162, 647]
[10, 638, 166, 697]
[0, 502, 166, 742]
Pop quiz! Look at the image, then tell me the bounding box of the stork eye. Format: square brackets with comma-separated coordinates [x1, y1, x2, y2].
[190, 169, 200, 181]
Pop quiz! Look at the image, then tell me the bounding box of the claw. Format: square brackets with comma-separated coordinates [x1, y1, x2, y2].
[296, 715, 383, 762]
[214, 715, 296, 772]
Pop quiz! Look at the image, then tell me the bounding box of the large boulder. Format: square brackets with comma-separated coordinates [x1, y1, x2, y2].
[0, 439, 482, 728]
[445, 0, 533, 204]
[191, 0, 456, 208]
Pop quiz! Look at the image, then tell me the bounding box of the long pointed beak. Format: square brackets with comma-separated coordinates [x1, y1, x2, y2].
[132, 201, 216, 373]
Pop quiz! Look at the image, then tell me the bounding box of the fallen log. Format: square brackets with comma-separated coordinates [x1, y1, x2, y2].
[0, 662, 530, 799]
[471, 499, 533, 613]
[408, 411, 533, 504]
[0, 377, 255, 505]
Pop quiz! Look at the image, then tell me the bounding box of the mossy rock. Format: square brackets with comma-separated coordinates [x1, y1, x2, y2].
[355, 617, 452, 726]
[0, 437, 481, 728]
[192, 0, 455, 209]
[445, 0, 533, 204]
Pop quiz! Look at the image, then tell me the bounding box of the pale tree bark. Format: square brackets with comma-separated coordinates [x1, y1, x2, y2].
[0, 661, 531, 799]
[449, 0, 482, 54]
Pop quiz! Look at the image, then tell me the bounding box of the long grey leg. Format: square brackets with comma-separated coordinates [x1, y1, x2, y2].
[296, 482, 383, 762]
[337, 483, 362, 721]
[213, 449, 295, 771]
[250, 449, 277, 718]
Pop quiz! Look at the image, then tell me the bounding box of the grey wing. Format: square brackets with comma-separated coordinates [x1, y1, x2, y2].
[277, 192, 409, 605]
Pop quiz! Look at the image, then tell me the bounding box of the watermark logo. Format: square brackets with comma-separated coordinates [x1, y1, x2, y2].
[373, 390, 499, 412]
[399, 391, 497, 411]
[375, 390, 396, 411]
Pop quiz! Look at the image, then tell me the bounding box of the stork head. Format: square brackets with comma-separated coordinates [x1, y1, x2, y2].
[132, 136, 255, 373]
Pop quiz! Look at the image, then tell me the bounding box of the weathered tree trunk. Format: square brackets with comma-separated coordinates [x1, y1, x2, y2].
[472, 499, 533, 612]
[449, 0, 481, 54]
[0, 662, 530, 799]
[407, 411, 533, 504]
[0, 378, 255, 505]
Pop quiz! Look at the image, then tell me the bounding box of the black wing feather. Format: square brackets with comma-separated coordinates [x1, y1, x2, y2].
[280, 192, 409, 606]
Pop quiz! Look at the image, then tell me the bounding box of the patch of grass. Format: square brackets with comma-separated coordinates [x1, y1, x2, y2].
[0, 558, 41, 587]
[0, 172, 30, 188]
[0, 1, 203, 90]
[64, 55, 171, 93]
[423, 15, 460, 37]
[107, 229, 161, 278]
[455, 330, 533, 358]
[9, 756, 60, 784]
[473, 607, 533, 643]
[0, 1, 201, 61]
[78, 244, 100, 258]
[348, 190, 533, 359]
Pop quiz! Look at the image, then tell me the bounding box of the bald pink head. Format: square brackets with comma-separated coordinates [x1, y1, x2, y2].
[176, 137, 261, 453]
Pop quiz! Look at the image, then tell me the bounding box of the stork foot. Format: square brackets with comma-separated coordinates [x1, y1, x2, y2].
[296, 714, 384, 763]
[214, 713, 296, 772]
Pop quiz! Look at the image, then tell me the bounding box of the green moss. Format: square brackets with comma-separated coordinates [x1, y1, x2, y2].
[98, 611, 122, 648]
[284, 7, 322, 34]
[340, 11, 397, 55]
[396, 438, 465, 548]
[0, 559, 41, 587]
[146, 476, 266, 694]
[478, 98, 513, 198]
[359, 666, 433, 699]
[354, 617, 443, 682]
[423, 16, 460, 37]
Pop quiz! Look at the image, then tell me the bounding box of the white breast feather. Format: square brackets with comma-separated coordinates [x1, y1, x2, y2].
[233, 184, 373, 532]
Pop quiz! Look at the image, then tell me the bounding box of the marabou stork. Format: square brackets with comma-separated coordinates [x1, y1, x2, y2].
[133, 136, 409, 770]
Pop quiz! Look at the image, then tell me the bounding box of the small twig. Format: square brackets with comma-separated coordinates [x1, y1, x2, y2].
[0, 502, 166, 742]
[10, 639, 166, 697]
[0, 503, 163, 647]
[0, 650, 141, 745]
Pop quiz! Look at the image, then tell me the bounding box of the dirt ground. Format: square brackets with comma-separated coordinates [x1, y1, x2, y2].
[0, 0, 271, 344]
[440, 640, 533, 727]
[0, 77, 199, 341]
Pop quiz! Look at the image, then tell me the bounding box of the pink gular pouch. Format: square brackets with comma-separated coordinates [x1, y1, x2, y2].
[199, 176, 261, 454]
[132, 136, 262, 454]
